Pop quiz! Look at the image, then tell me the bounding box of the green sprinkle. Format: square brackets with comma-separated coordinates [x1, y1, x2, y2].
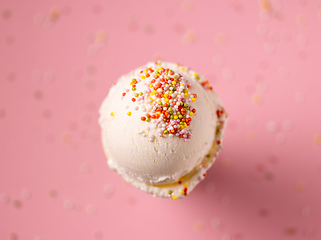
[168, 190, 173, 194]
[184, 103, 188, 107]
[146, 118, 150, 122]
[164, 130, 168, 134]
[180, 101, 183, 105]
[134, 93, 139, 97]
[206, 154, 210, 158]
[132, 87, 136, 91]
[168, 107, 172, 111]
[179, 115, 182, 119]
[140, 92, 143, 96]
[174, 75, 178, 80]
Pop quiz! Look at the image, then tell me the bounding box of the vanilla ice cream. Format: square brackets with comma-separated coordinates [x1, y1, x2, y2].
[99, 61, 227, 199]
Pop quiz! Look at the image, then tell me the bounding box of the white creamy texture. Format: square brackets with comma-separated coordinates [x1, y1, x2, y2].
[99, 62, 224, 196]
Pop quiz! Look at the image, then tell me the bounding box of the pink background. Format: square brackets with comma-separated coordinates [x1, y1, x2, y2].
[1, 0, 321, 239]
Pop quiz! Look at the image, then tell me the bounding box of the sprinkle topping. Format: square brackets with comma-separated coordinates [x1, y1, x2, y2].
[121, 62, 201, 141]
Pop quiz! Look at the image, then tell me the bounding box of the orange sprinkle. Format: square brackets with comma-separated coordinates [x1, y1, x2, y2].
[131, 98, 136, 102]
[141, 116, 146, 121]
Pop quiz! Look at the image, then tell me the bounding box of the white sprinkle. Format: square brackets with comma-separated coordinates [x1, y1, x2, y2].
[125, 105, 129, 109]
[134, 106, 138, 110]
[142, 133, 146, 137]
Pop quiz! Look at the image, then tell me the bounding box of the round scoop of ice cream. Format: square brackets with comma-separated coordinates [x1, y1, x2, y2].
[99, 61, 227, 199]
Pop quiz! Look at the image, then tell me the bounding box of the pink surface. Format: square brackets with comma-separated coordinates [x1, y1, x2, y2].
[1, 0, 321, 239]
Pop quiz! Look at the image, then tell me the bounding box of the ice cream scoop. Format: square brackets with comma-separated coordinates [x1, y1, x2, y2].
[99, 61, 227, 199]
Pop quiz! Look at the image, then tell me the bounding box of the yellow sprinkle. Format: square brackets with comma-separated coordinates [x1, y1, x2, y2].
[181, 67, 185, 71]
[157, 111, 161, 115]
[174, 115, 178, 120]
[150, 98, 154, 103]
[184, 123, 187, 127]
[165, 98, 169, 103]
[164, 94, 168, 98]
[127, 112, 131, 116]
[141, 76, 145, 79]
[180, 190, 185, 194]
[192, 98, 196, 102]
[110, 112, 114, 117]
[193, 73, 200, 80]
[184, 93, 189, 97]
[172, 196, 178, 200]
[172, 81, 176, 85]
[150, 92, 155, 96]
[153, 90, 156, 94]
[189, 112, 193, 116]
[180, 83, 184, 86]
[183, 183, 188, 188]
[149, 84, 153, 88]
[169, 91, 173, 94]
[171, 130, 175, 133]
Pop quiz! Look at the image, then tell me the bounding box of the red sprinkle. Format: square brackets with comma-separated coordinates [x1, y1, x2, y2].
[122, 92, 126, 96]
[131, 98, 136, 102]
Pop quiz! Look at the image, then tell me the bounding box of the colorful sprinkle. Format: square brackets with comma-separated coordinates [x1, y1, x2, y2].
[127, 112, 131, 116]
[119, 61, 216, 142]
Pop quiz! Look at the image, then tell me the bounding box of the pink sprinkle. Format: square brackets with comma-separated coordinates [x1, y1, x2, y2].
[183, 134, 187, 138]
[159, 133, 163, 137]
[126, 89, 129, 92]
[181, 130, 186, 134]
[184, 139, 189, 142]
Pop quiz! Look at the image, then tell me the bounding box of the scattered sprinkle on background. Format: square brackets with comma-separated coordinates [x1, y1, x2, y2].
[1, 0, 321, 239]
